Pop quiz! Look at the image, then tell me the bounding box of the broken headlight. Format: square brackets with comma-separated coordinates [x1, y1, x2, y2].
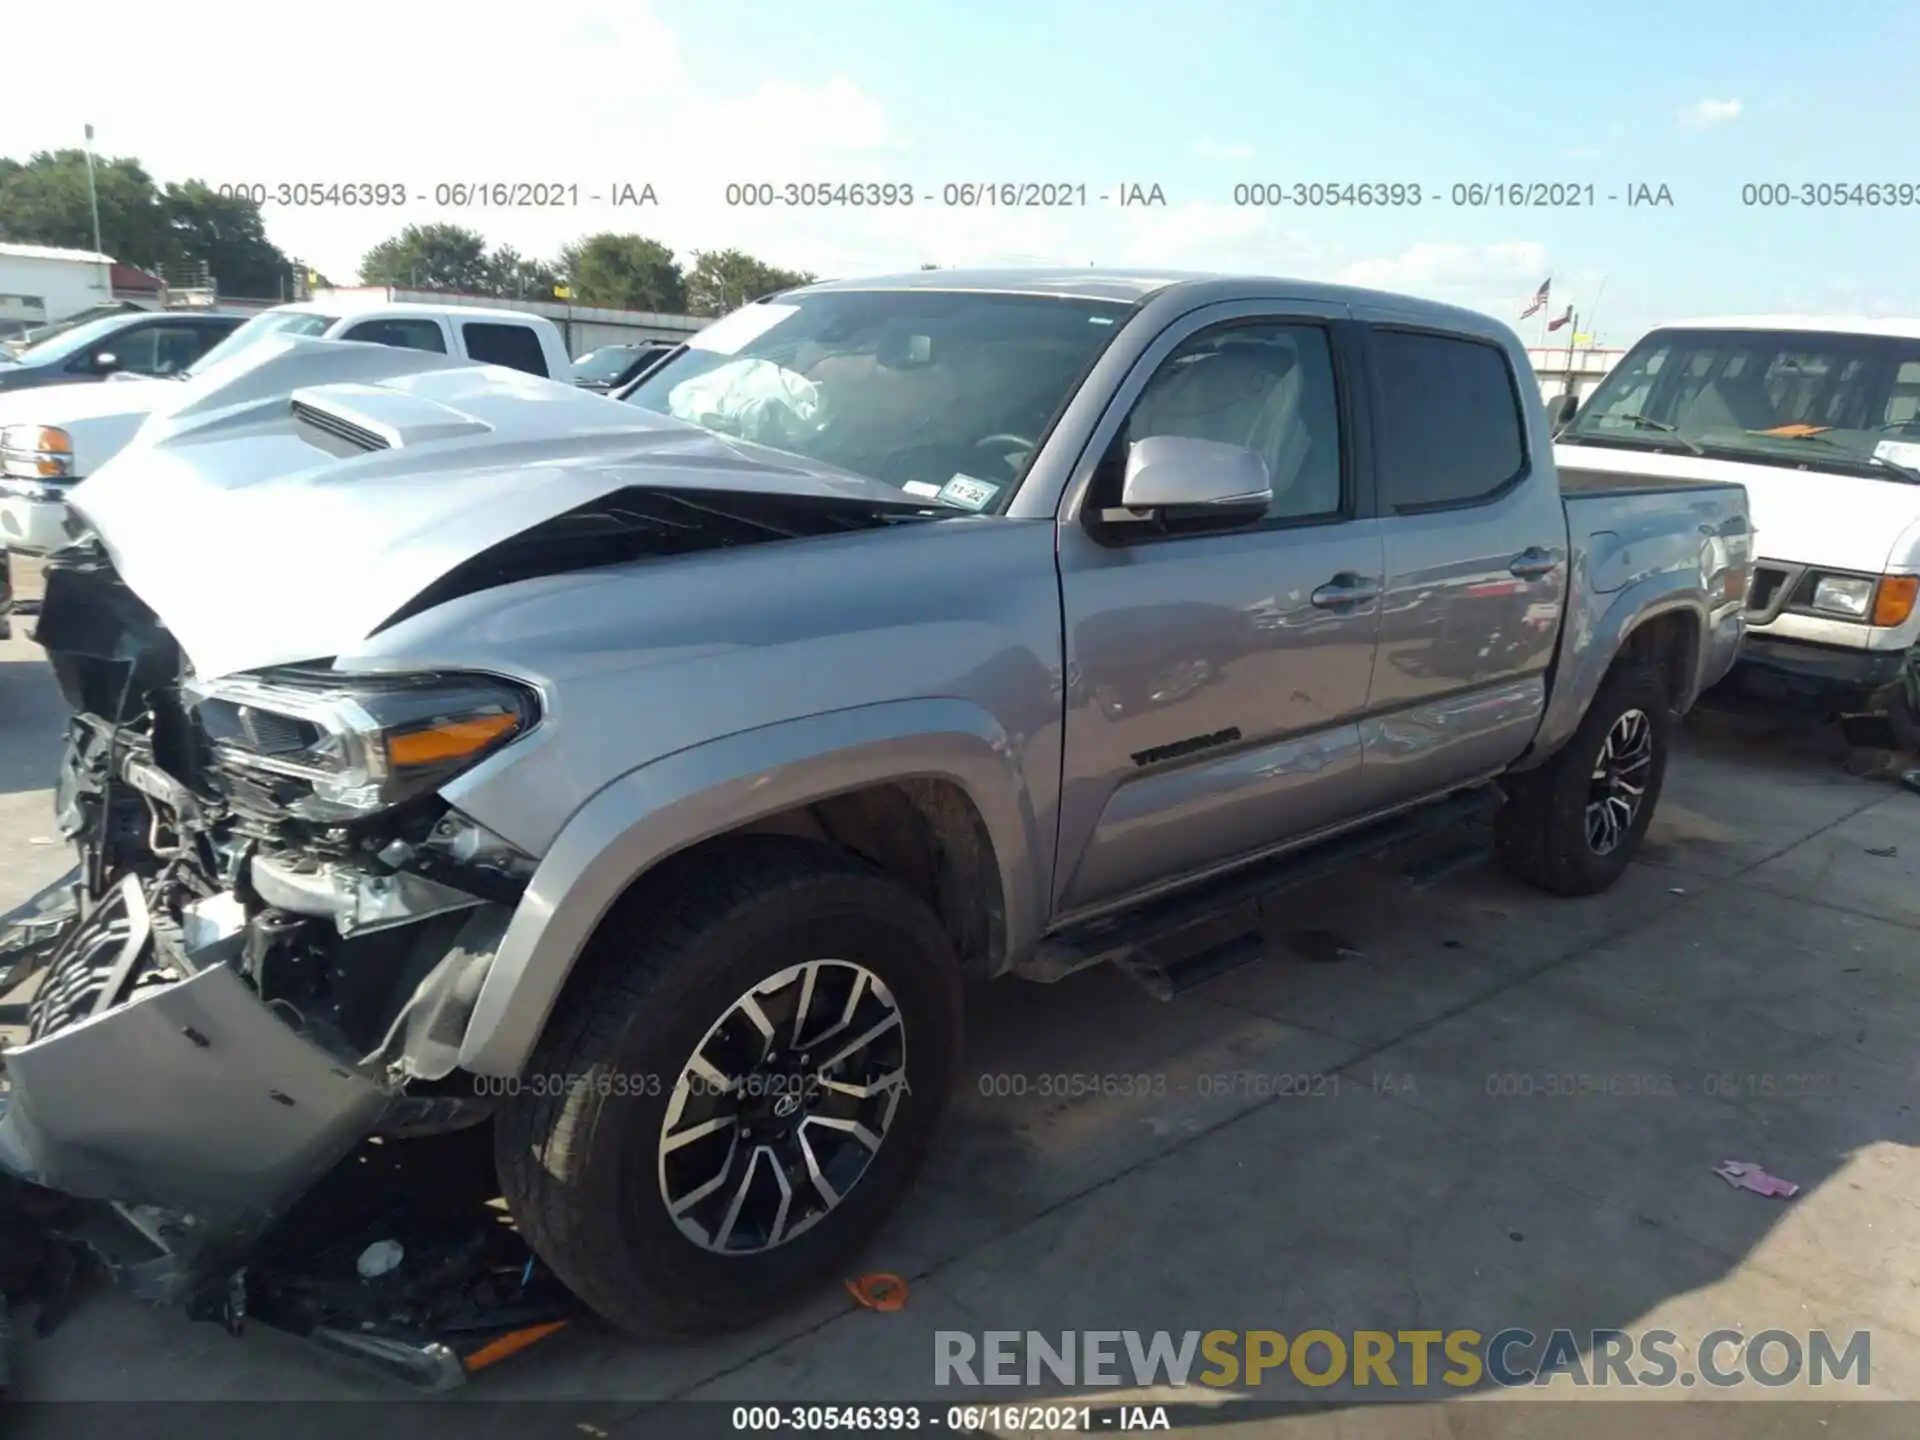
[183, 669, 540, 821]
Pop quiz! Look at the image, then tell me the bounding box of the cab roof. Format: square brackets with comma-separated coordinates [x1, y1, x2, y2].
[270, 297, 554, 326]
[786, 267, 1504, 335]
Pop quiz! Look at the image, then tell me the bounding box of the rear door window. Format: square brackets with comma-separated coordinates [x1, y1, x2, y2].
[341, 317, 449, 353]
[1370, 329, 1528, 511]
[461, 322, 549, 377]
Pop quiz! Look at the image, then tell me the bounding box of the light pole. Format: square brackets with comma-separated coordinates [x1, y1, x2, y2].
[82, 123, 104, 256]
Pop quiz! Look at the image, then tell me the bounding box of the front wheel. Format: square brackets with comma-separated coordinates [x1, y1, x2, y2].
[1497, 664, 1670, 896]
[494, 836, 962, 1337]
[1873, 650, 1920, 753]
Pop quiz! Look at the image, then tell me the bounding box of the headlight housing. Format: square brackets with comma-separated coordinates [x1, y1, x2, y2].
[183, 669, 540, 821]
[0, 424, 75, 481]
[1809, 574, 1875, 619]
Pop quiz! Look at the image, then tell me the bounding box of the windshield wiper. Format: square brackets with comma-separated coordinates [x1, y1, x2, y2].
[1760, 428, 1920, 484]
[1609, 413, 1705, 455]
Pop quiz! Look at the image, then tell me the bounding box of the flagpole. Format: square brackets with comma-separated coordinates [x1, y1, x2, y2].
[83, 123, 103, 257]
[1584, 276, 1610, 350]
[1565, 309, 1579, 392]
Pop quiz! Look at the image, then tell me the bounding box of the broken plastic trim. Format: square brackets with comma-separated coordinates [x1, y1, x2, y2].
[249, 853, 487, 938]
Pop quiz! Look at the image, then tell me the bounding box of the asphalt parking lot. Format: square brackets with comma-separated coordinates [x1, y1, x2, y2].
[4, 554, 1919, 1435]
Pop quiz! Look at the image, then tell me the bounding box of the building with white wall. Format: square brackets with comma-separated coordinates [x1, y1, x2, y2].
[1528, 345, 1624, 405]
[0, 242, 116, 329]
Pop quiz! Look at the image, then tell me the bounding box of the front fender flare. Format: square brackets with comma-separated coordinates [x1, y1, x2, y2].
[457, 698, 1046, 1077]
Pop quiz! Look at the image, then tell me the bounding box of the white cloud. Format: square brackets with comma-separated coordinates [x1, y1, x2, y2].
[1677, 98, 1742, 128]
[0, 2, 1626, 326]
[7, 0, 901, 281]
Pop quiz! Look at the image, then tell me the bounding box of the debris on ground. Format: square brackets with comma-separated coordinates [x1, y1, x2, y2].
[227, 1128, 582, 1389]
[357, 1239, 406, 1278]
[845, 1272, 910, 1311]
[1282, 929, 1363, 963]
[1901, 769, 1920, 797]
[1865, 845, 1899, 858]
[0, 1175, 99, 1399]
[1714, 1161, 1801, 1199]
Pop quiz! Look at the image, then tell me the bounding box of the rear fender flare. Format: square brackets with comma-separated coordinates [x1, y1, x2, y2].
[456, 698, 1046, 1076]
[1516, 578, 1710, 772]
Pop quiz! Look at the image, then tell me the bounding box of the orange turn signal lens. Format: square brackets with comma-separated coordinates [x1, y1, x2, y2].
[385, 711, 520, 767]
[1872, 574, 1919, 628]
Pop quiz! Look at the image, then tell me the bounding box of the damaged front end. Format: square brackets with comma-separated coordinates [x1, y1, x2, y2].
[0, 542, 570, 1383]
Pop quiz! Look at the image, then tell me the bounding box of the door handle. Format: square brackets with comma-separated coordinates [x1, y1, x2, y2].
[1509, 548, 1559, 580]
[1310, 573, 1382, 608]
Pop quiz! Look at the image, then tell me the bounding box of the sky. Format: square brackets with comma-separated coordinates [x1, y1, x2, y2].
[5, 0, 1917, 346]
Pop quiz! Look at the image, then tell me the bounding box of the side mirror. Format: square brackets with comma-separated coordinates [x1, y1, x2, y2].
[1107, 434, 1273, 533]
[1548, 392, 1580, 433]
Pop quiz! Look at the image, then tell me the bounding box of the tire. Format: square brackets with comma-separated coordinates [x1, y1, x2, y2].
[495, 835, 962, 1337]
[1497, 664, 1670, 897]
[1877, 651, 1920, 754]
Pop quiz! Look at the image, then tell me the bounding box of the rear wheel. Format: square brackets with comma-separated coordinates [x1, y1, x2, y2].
[1497, 665, 1670, 896]
[495, 836, 961, 1337]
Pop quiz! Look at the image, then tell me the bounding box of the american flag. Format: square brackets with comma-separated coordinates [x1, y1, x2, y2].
[1520, 279, 1551, 319]
[1547, 304, 1574, 332]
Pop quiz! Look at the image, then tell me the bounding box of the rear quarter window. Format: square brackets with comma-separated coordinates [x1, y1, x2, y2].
[462, 322, 549, 377]
[1371, 329, 1528, 511]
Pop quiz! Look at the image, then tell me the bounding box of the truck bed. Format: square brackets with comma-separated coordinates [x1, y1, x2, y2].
[1558, 463, 1747, 496]
[1560, 474, 1750, 620]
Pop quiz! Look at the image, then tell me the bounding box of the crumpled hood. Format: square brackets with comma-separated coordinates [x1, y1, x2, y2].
[1554, 440, 1920, 575]
[68, 337, 929, 680]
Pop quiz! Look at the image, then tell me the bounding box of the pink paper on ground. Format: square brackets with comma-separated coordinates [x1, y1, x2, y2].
[1715, 1161, 1800, 1198]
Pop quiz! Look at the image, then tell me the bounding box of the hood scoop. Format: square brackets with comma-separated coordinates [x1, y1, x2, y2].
[287, 383, 492, 452]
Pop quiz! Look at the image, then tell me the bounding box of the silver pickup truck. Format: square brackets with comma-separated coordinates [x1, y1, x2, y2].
[0, 270, 1750, 1352]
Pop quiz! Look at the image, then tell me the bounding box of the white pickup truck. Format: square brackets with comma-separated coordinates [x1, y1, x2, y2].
[0, 299, 575, 555]
[1554, 314, 1920, 747]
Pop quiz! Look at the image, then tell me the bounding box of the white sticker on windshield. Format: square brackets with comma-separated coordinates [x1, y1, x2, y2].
[1874, 438, 1920, 470]
[937, 474, 1001, 511]
[687, 303, 801, 356]
[901, 480, 944, 498]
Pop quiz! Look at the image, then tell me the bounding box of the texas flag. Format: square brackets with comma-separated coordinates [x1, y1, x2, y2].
[1520, 279, 1551, 319]
[1547, 305, 1575, 332]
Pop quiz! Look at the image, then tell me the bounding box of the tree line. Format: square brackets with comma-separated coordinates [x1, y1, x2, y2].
[0, 150, 819, 316]
[0, 149, 296, 297]
[356, 224, 815, 316]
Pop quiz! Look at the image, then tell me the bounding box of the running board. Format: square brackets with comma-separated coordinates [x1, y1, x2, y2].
[1019, 784, 1505, 998]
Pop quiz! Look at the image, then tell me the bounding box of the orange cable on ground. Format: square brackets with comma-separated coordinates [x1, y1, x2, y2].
[846, 1272, 910, 1311]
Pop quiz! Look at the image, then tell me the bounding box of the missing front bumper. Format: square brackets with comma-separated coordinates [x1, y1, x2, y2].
[0, 876, 579, 1390]
[0, 878, 391, 1250]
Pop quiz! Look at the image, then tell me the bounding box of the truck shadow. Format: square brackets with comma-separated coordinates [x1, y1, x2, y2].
[0, 648, 67, 801]
[862, 710, 1920, 1413]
